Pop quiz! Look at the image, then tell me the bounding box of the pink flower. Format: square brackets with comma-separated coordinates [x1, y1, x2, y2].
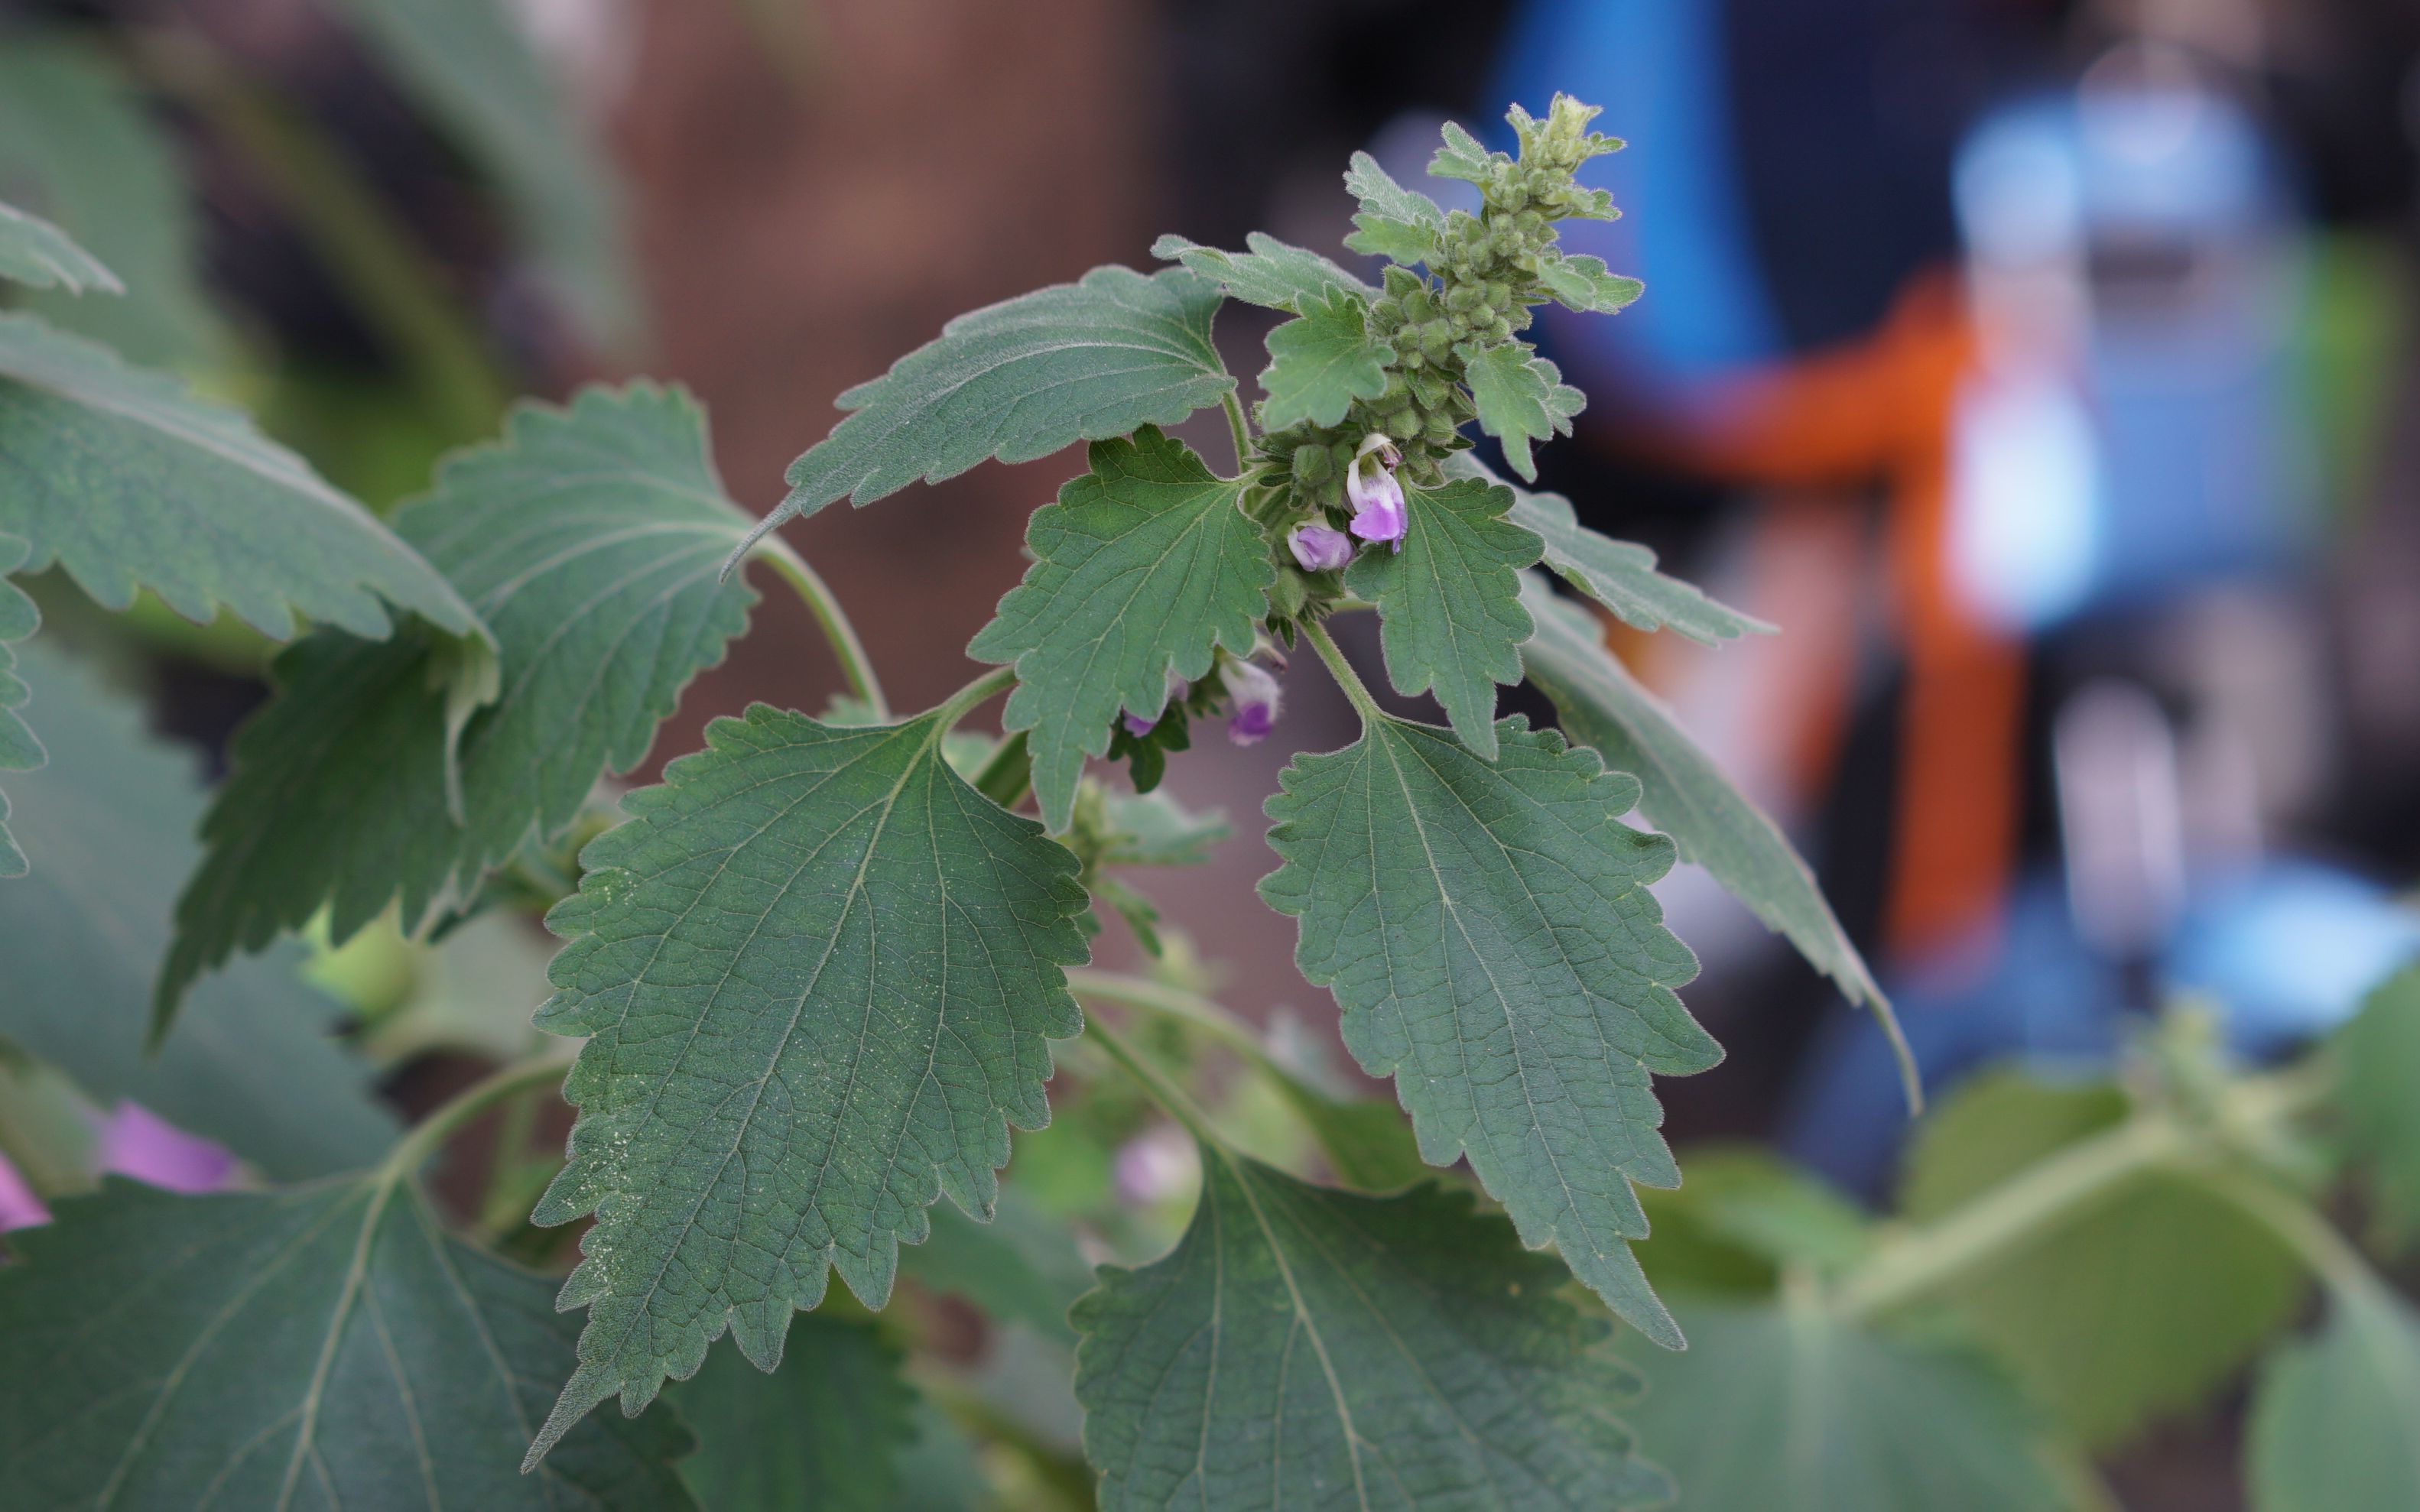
[97, 1103, 236, 1195]
[1288, 523, 1356, 573]
[0, 1150, 46, 1231]
[1123, 673, 1190, 738]
[1223, 658, 1282, 745]
[1345, 434, 1407, 549]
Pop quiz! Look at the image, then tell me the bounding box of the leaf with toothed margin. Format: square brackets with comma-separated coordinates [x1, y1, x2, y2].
[1259, 710, 1719, 1347]
[1535, 254, 1643, 316]
[523, 702, 1091, 1465]
[1071, 1145, 1673, 1511]
[1460, 340, 1584, 482]
[0, 195, 120, 294]
[1343, 150, 1447, 266]
[1343, 473, 1542, 760]
[0, 1177, 699, 1510]
[1429, 120, 1496, 185]
[731, 266, 1233, 567]
[968, 427, 1272, 833]
[1256, 285, 1391, 432]
[1151, 232, 1376, 313]
[0, 533, 40, 878]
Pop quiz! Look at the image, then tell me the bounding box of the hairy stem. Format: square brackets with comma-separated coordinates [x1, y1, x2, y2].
[750, 536, 888, 719]
[931, 664, 1017, 735]
[1221, 391, 1253, 475]
[1300, 619, 1383, 724]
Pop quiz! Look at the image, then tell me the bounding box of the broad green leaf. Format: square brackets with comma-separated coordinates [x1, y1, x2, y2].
[672, 1312, 916, 1512]
[1446, 455, 1769, 643]
[1071, 1147, 1671, 1511]
[0, 33, 225, 365]
[969, 427, 1273, 832]
[0, 1177, 698, 1509]
[741, 266, 1233, 558]
[1460, 340, 1584, 482]
[1343, 474, 1541, 759]
[525, 703, 1091, 1459]
[2248, 1280, 2420, 1512]
[1428, 121, 1495, 186]
[1535, 255, 1643, 316]
[2330, 964, 2420, 1238]
[160, 384, 758, 1023]
[0, 532, 38, 878]
[1343, 151, 1446, 266]
[324, 0, 637, 346]
[1520, 580, 1887, 1025]
[0, 195, 119, 294]
[1152, 231, 1376, 311]
[0, 643, 396, 1179]
[898, 1401, 992, 1511]
[904, 1186, 1093, 1341]
[0, 313, 480, 641]
[1260, 712, 1718, 1345]
[1256, 284, 1390, 430]
[1619, 1302, 2062, 1512]
[1635, 1147, 1871, 1294]
[1100, 789, 1229, 868]
[1897, 1069, 2305, 1447]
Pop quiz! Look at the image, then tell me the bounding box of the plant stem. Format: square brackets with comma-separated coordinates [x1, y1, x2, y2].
[1300, 619, 1382, 724]
[1221, 391, 1253, 475]
[1068, 969, 1272, 1071]
[2193, 1166, 2385, 1299]
[932, 664, 1016, 735]
[378, 1051, 575, 1189]
[749, 536, 888, 719]
[972, 729, 1033, 810]
[1087, 1015, 1223, 1150]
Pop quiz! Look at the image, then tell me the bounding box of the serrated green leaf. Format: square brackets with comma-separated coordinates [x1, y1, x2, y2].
[1460, 341, 1584, 482]
[0, 312, 480, 641]
[969, 427, 1273, 832]
[0, 642, 397, 1179]
[0, 1177, 698, 1510]
[525, 702, 1091, 1459]
[904, 1186, 1093, 1341]
[1343, 474, 1541, 758]
[0, 195, 120, 294]
[741, 267, 1234, 560]
[2331, 964, 2420, 1238]
[1898, 1069, 2305, 1447]
[672, 1312, 916, 1512]
[1429, 120, 1496, 186]
[1521, 579, 1888, 1026]
[159, 384, 758, 1024]
[1343, 150, 1445, 265]
[1100, 788, 1229, 868]
[1445, 454, 1769, 642]
[0, 532, 39, 879]
[1259, 711, 1718, 1345]
[1151, 231, 1376, 311]
[2248, 1280, 2420, 1512]
[1619, 1302, 2062, 1512]
[1256, 285, 1391, 431]
[1535, 254, 1643, 315]
[1072, 1147, 1671, 1510]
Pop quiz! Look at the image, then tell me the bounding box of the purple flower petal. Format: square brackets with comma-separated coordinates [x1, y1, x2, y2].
[1223, 658, 1283, 745]
[97, 1102, 237, 1195]
[1288, 524, 1356, 573]
[0, 1151, 47, 1231]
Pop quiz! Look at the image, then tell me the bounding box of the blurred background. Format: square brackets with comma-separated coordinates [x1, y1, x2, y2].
[4, 0, 2419, 1506]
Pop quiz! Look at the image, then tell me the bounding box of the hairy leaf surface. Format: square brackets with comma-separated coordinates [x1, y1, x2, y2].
[1459, 341, 1582, 482]
[0, 533, 37, 878]
[970, 428, 1272, 832]
[1343, 475, 1541, 759]
[161, 384, 758, 1021]
[527, 703, 1090, 1458]
[672, 1312, 916, 1512]
[1152, 232, 1376, 311]
[1260, 712, 1717, 1345]
[2331, 965, 2420, 1238]
[0, 195, 119, 294]
[2248, 1281, 2420, 1512]
[1343, 151, 1446, 265]
[1535, 255, 1642, 316]
[1072, 1147, 1671, 1511]
[1256, 286, 1390, 431]
[0, 1178, 697, 1510]
[742, 267, 1232, 558]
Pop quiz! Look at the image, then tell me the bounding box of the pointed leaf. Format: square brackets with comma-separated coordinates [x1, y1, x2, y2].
[160, 384, 760, 1023]
[1259, 712, 1719, 1344]
[969, 427, 1274, 832]
[0, 196, 121, 294]
[1256, 285, 1390, 431]
[1535, 254, 1642, 316]
[1428, 120, 1496, 185]
[1152, 231, 1376, 312]
[0, 1178, 698, 1509]
[2248, 1280, 2420, 1512]
[1460, 341, 1584, 481]
[2330, 965, 2420, 1238]
[1343, 474, 1541, 758]
[0, 533, 40, 878]
[1072, 1147, 1671, 1511]
[672, 1312, 917, 1512]
[525, 703, 1091, 1458]
[742, 267, 1233, 557]
[1343, 151, 1445, 266]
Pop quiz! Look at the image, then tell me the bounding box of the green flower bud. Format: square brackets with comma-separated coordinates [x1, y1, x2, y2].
[1291, 443, 1333, 485]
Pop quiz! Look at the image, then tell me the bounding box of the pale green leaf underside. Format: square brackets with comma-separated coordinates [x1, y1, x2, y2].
[1343, 475, 1541, 759]
[161, 383, 758, 1021]
[970, 427, 1273, 832]
[1100, 788, 1230, 868]
[1152, 231, 1376, 312]
[1429, 122, 1493, 185]
[0, 312, 480, 641]
[0, 531, 40, 878]
[1460, 342, 1582, 482]
[741, 266, 1233, 560]
[1618, 1303, 2062, 1512]
[2331, 965, 2420, 1237]
[1072, 1147, 1670, 1511]
[0, 1179, 697, 1510]
[1259, 713, 1717, 1346]
[1535, 255, 1642, 316]
[1257, 285, 1389, 431]
[672, 1312, 917, 1512]
[2249, 1282, 2420, 1512]
[0, 195, 121, 294]
[527, 704, 1090, 1458]
[1343, 151, 1446, 266]
[0, 642, 395, 1178]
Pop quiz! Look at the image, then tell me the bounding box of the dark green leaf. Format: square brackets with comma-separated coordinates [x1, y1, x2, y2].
[2331, 964, 2420, 1238]
[0, 532, 38, 878]
[160, 384, 758, 1023]
[1151, 231, 1376, 312]
[672, 1312, 916, 1512]
[1255, 285, 1390, 431]
[2248, 1280, 2420, 1512]
[1260, 711, 1718, 1345]
[526, 702, 1091, 1458]
[1535, 255, 1642, 316]
[1343, 151, 1445, 266]
[0, 195, 119, 294]
[1072, 1147, 1671, 1510]
[0, 1177, 698, 1509]
[968, 427, 1273, 832]
[1460, 341, 1584, 482]
[1343, 474, 1541, 759]
[903, 1186, 1093, 1341]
